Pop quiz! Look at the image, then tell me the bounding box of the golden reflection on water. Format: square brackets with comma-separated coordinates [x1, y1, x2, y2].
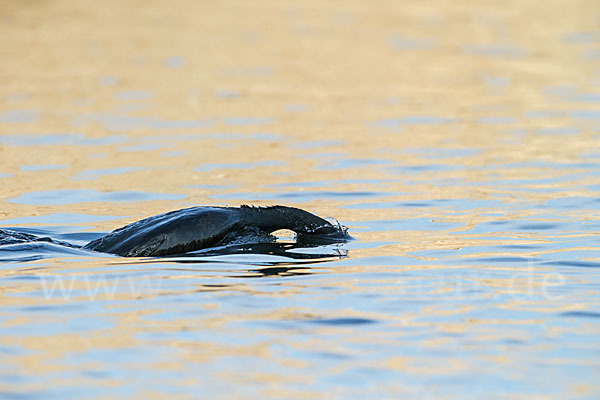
[1, 0, 600, 398]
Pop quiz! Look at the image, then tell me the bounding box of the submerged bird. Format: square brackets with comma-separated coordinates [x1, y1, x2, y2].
[84, 205, 350, 257]
[1, 205, 350, 257]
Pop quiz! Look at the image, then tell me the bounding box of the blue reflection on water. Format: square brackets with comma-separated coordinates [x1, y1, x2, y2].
[0, 109, 39, 123]
[317, 158, 391, 170]
[543, 196, 600, 209]
[483, 75, 510, 92]
[477, 116, 517, 124]
[353, 218, 464, 232]
[0, 213, 122, 225]
[196, 160, 285, 172]
[570, 93, 600, 102]
[269, 178, 392, 188]
[343, 199, 503, 210]
[162, 150, 186, 157]
[81, 113, 213, 131]
[284, 103, 310, 112]
[562, 32, 599, 43]
[536, 127, 580, 135]
[20, 165, 68, 171]
[571, 110, 600, 122]
[164, 56, 185, 68]
[290, 139, 344, 148]
[98, 75, 118, 86]
[371, 116, 456, 132]
[209, 190, 382, 202]
[391, 164, 461, 172]
[8, 189, 185, 205]
[463, 43, 526, 57]
[0, 133, 125, 146]
[72, 167, 143, 180]
[214, 89, 240, 99]
[386, 147, 481, 159]
[389, 36, 436, 50]
[120, 143, 164, 152]
[223, 117, 274, 126]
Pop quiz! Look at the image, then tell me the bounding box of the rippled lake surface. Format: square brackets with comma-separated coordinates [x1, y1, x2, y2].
[1, 1, 599, 398]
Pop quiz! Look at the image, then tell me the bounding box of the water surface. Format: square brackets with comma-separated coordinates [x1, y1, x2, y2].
[1, 0, 599, 398]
